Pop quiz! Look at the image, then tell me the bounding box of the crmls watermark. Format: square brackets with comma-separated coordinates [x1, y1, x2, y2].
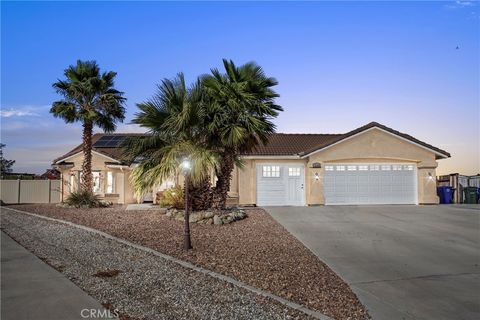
[80, 308, 119, 319]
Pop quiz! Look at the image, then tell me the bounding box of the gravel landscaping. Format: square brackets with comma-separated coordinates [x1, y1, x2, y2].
[1, 209, 313, 320]
[6, 204, 370, 319]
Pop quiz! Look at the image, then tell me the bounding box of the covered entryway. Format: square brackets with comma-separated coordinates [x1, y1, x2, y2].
[324, 163, 417, 205]
[256, 164, 305, 206]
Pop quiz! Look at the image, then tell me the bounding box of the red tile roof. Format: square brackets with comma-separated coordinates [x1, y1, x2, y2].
[52, 122, 450, 164]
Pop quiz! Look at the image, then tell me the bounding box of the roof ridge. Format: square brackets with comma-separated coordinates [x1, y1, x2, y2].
[273, 133, 344, 136]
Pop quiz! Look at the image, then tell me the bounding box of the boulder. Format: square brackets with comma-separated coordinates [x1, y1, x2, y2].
[213, 215, 223, 225]
[204, 211, 215, 219]
[222, 215, 233, 224]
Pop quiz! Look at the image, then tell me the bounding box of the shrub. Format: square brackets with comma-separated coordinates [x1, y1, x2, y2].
[159, 186, 184, 209]
[65, 190, 111, 208]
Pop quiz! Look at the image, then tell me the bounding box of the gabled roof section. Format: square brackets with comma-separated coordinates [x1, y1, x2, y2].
[52, 133, 147, 165]
[299, 122, 450, 159]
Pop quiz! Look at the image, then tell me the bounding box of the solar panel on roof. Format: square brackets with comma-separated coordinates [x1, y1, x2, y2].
[93, 136, 126, 148]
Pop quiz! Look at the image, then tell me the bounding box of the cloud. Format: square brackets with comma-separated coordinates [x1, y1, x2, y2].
[444, 1, 476, 9]
[0, 109, 38, 117]
[0, 105, 51, 118]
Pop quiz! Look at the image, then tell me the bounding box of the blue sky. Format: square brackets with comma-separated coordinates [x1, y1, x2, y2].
[1, 1, 479, 174]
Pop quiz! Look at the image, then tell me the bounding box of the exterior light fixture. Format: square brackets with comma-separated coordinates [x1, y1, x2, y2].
[428, 172, 434, 181]
[181, 159, 191, 171]
[314, 172, 320, 181]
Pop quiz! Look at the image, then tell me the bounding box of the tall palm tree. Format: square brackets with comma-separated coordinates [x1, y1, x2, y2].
[51, 60, 126, 192]
[125, 74, 218, 208]
[202, 59, 283, 209]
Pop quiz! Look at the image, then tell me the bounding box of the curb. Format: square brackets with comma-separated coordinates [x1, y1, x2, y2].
[1, 207, 332, 320]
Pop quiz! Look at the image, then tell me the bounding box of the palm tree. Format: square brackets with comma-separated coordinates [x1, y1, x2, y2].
[51, 60, 126, 192]
[202, 59, 283, 209]
[125, 74, 218, 209]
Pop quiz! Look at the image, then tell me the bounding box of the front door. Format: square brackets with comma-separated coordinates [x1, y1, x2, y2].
[287, 166, 304, 205]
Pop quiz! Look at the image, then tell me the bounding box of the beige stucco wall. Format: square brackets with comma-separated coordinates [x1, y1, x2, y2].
[56, 152, 132, 204]
[56, 128, 443, 206]
[237, 128, 441, 205]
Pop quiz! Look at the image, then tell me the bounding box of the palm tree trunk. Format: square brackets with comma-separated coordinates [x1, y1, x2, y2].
[189, 175, 212, 211]
[212, 151, 235, 210]
[81, 121, 93, 192]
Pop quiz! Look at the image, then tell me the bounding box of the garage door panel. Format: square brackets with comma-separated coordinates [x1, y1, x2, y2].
[325, 163, 416, 205]
[257, 164, 305, 206]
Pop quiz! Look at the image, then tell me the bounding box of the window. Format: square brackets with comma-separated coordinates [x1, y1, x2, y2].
[288, 167, 301, 176]
[69, 174, 75, 192]
[336, 165, 345, 171]
[92, 172, 101, 193]
[325, 165, 334, 171]
[106, 171, 115, 193]
[347, 165, 357, 171]
[370, 165, 380, 171]
[403, 165, 414, 171]
[262, 166, 280, 177]
[358, 165, 368, 171]
[392, 165, 402, 171]
[381, 165, 391, 171]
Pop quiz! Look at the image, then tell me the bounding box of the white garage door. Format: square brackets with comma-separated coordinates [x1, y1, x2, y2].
[256, 164, 305, 206]
[324, 163, 417, 205]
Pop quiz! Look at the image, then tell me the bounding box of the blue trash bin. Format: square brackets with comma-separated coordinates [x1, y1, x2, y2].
[437, 186, 453, 204]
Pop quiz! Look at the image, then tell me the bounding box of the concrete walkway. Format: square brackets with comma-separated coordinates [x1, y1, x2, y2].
[1, 231, 112, 320]
[266, 205, 480, 320]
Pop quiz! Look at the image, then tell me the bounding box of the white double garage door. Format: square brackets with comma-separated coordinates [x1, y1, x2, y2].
[256, 163, 417, 206]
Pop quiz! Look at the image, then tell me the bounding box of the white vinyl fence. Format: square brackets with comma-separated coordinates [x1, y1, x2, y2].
[0, 180, 61, 204]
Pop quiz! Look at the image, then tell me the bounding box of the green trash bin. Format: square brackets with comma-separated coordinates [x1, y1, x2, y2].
[463, 187, 479, 204]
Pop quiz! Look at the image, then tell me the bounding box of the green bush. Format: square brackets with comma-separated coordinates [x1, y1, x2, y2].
[65, 190, 111, 208]
[159, 186, 184, 209]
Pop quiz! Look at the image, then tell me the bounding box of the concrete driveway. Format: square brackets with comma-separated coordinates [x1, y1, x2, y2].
[266, 205, 480, 320]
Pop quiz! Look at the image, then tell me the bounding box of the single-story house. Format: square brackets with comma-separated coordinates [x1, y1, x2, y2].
[53, 122, 450, 206]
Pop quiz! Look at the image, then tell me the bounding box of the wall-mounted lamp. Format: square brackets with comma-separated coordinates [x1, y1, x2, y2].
[427, 172, 434, 181]
[314, 172, 320, 181]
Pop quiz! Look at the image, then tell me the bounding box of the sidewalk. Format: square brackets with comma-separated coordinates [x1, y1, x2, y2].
[1, 231, 112, 320]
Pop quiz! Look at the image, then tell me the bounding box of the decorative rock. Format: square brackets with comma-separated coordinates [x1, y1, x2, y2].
[204, 211, 215, 219]
[165, 208, 247, 225]
[213, 215, 223, 225]
[222, 216, 233, 224]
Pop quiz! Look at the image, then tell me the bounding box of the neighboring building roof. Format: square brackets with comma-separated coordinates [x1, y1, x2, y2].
[40, 168, 61, 180]
[52, 122, 450, 165]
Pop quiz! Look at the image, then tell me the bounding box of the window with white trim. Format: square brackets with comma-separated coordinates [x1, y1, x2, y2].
[325, 165, 334, 171]
[347, 165, 357, 171]
[262, 166, 280, 178]
[392, 165, 402, 171]
[358, 165, 368, 171]
[288, 167, 301, 176]
[92, 172, 101, 193]
[69, 174, 75, 192]
[106, 171, 115, 193]
[370, 165, 380, 171]
[336, 165, 345, 171]
[381, 165, 391, 171]
[403, 165, 414, 171]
